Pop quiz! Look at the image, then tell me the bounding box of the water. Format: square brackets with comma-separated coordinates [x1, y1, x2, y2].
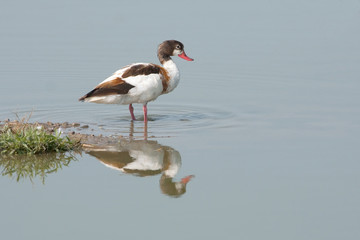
[1, 0, 360, 239]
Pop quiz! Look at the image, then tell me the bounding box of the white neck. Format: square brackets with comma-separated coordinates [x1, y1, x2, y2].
[162, 59, 180, 94]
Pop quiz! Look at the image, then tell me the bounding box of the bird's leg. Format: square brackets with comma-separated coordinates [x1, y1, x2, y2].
[129, 104, 136, 121]
[144, 121, 148, 140]
[129, 120, 134, 140]
[143, 103, 148, 123]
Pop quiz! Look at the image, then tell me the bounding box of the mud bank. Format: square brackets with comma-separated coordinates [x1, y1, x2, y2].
[0, 119, 123, 148]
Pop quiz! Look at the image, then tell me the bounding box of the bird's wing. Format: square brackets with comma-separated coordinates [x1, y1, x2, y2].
[79, 63, 169, 101]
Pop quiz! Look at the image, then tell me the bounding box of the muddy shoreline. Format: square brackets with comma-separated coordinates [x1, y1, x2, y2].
[0, 119, 126, 148]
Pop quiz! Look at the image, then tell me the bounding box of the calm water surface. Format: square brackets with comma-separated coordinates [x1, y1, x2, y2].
[1, 0, 360, 239]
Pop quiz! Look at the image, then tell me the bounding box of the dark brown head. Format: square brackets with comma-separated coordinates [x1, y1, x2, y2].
[157, 40, 194, 64]
[159, 175, 194, 197]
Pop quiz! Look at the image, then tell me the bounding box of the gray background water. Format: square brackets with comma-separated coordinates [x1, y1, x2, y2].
[1, 0, 360, 239]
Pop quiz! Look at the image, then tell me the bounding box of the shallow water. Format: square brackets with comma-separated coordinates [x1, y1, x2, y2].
[1, 0, 360, 239]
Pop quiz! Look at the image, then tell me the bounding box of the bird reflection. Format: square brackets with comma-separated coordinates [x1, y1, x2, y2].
[83, 139, 194, 197]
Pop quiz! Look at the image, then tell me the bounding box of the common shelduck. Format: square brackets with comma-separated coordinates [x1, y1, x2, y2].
[79, 40, 193, 122]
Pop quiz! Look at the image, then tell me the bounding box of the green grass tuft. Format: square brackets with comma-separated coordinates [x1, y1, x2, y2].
[0, 124, 79, 154]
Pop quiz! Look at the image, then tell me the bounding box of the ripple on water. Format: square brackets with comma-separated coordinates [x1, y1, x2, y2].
[96, 104, 239, 136]
[0, 103, 239, 137]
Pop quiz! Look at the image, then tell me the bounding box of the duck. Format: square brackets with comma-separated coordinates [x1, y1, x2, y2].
[78, 40, 194, 122]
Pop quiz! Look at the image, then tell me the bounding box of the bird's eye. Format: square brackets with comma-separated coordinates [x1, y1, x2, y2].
[176, 45, 181, 49]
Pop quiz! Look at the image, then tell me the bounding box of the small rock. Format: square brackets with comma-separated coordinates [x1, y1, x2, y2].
[61, 122, 69, 128]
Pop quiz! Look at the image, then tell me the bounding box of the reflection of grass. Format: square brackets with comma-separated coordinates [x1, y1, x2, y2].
[0, 124, 79, 154]
[0, 152, 78, 183]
